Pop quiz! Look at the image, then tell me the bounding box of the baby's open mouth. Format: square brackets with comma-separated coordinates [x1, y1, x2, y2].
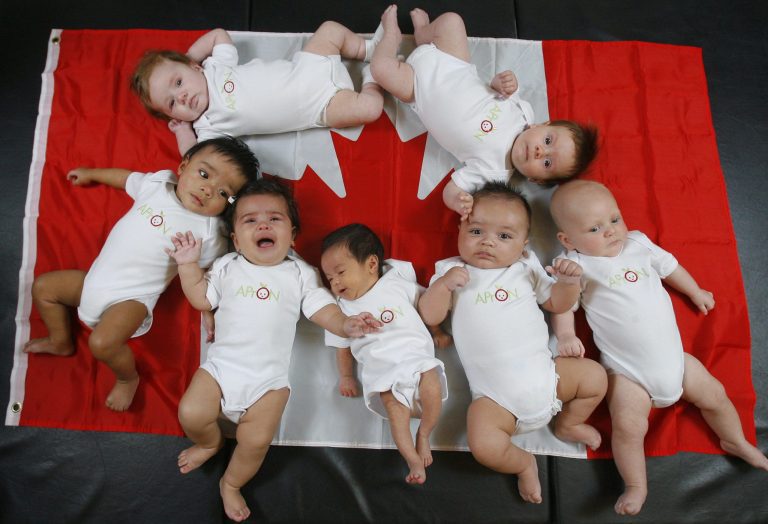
[257, 238, 274, 248]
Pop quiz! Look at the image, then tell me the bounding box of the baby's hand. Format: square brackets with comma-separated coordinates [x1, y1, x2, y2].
[456, 192, 474, 221]
[441, 266, 470, 291]
[343, 312, 382, 338]
[168, 119, 192, 134]
[66, 168, 95, 186]
[546, 258, 582, 285]
[691, 288, 715, 315]
[491, 70, 519, 98]
[557, 334, 585, 358]
[202, 309, 215, 343]
[338, 376, 360, 397]
[165, 231, 203, 265]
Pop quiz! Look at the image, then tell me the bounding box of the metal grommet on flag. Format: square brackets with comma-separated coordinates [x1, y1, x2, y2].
[11, 402, 21, 414]
[51, 36, 60, 45]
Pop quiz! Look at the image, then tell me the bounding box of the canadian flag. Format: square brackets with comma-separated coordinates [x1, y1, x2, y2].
[7, 30, 755, 459]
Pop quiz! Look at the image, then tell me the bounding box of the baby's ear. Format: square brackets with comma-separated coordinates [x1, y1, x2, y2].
[556, 231, 574, 251]
[367, 254, 379, 274]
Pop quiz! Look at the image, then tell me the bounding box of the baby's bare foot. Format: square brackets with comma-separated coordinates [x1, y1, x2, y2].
[410, 8, 430, 30]
[555, 423, 602, 451]
[614, 485, 647, 515]
[220, 479, 251, 522]
[518, 454, 542, 504]
[415, 430, 433, 467]
[381, 5, 401, 42]
[178, 443, 222, 474]
[721, 439, 768, 471]
[105, 375, 139, 412]
[23, 337, 75, 356]
[405, 455, 427, 485]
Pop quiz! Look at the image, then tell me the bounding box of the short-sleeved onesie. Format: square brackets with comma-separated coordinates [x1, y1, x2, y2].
[563, 231, 683, 407]
[78, 170, 227, 337]
[325, 260, 448, 418]
[202, 253, 336, 423]
[431, 253, 562, 433]
[407, 44, 534, 193]
[194, 43, 355, 141]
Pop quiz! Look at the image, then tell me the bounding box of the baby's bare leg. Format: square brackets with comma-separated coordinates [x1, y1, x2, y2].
[607, 374, 652, 516]
[304, 20, 366, 60]
[381, 390, 425, 484]
[370, 5, 415, 103]
[411, 10, 471, 63]
[220, 387, 290, 523]
[88, 300, 147, 411]
[415, 368, 443, 467]
[324, 85, 384, 128]
[177, 368, 225, 474]
[553, 356, 607, 450]
[467, 397, 542, 503]
[682, 354, 768, 470]
[24, 270, 85, 355]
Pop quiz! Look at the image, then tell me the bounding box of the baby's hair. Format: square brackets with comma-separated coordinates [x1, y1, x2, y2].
[321, 223, 385, 277]
[472, 181, 532, 232]
[185, 136, 261, 193]
[544, 120, 599, 185]
[131, 50, 196, 120]
[224, 177, 300, 236]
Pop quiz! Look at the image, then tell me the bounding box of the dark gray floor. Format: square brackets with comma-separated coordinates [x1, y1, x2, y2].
[1, 1, 766, 522]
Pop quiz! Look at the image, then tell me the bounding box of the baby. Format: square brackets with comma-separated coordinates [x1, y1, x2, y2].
[167, 179, 380, 522]
[320, 223, 448, 484]
[549, 179, 768, 515]
[24, 136, 259, 411]
[132, 22, 385, 155]
[418, 181, 607, 503]
[371, 6, 597, 218]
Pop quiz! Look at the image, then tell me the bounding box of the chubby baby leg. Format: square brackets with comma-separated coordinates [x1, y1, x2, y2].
[381, 390, 425, 484]
[324, 86, 384, 128]
[682, 354, 768, 471]
[607, 374, 653, 516]
[24, 270, 86, 356]
[553, 356, 607, 450]
[177, 368, 226, 474]
[412, 10, 471, 63]
[304, 20, 366, 60]
[220, 387, 290, 522]
[467, 397, 542, 503]
[370, 5, 415, 103]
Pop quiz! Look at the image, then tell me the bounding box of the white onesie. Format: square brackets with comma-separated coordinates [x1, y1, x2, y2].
[78, 170, 226, 336]
[563, 231, 683, 407]
[431, 253, 562, 434]
[202, 253, 336, 423]
[325, 260, 448, 419]
[194, 43, 355, 141]
[407, 44, 535, 193]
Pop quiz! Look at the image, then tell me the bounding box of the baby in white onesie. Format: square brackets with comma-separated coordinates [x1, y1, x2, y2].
[168, 179, 380, 523]
[24, 137, 259, 413]
[550, 179, 768, 516]
[418, 181, 607, 505]
[320, 223, 448, 485]
[370, 5, 598, 217]
[132, 22, 385, 156]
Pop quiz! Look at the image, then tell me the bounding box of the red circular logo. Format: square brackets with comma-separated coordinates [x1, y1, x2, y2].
[150, 215, 163, 227]
[224, 80, 235, 93]
[495, 289, 509, 301]
[256, 287, 270, 299]
[380, 310, 394, 323]
[480, 120, 493, 133]
[624, 271, 639, 283]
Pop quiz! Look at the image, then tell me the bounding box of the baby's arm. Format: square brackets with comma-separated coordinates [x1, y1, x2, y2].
[428, 324, 453, 350]
[168, 120, 198, 156]
[311, 304, 381, 338]
[442, 181, 474, 220]
[67, 168, 132, 190]
[187, 28, 233, 63]
[663, 265, 715, 315]
[335, 347, 360, 397]
[418, 267, 469, 326]
[551, 311, 585, 358]
[490, 70, 519, 98]
[165, 231, 212, 311]
[543, 258, 582, 313]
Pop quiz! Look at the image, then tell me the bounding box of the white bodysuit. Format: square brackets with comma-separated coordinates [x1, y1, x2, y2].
[78, 170, 227, 336]
[194, 43, 354, 141]
[407, 44, 535, 193]
[431, 254, 562, 433]
[325, 260, 448, 419]
[202, 253, 336, 423]
[563, 231, 683, 407]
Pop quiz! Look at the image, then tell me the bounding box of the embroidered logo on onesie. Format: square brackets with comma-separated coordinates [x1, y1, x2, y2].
[137, 205, 174, 235]
[475, 285, 518, 304]
[221, 71, 236, 110]
[150, 214, 164, 227]
[235, 283, 280, 301]
[607, 267, 650, 288]
[378, 305, 404, 323]
[473, 103, 502, 142]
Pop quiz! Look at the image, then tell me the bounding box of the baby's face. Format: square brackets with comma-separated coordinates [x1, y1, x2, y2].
[147, 59, 209, 122]
[321, 245, 378, 301]
[458, 196, 529, 269]
[510, 123, 576, 183]
[175, 147, 246, 216]
[231, 194, 295, 266]
[557, 189, 628, 257]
